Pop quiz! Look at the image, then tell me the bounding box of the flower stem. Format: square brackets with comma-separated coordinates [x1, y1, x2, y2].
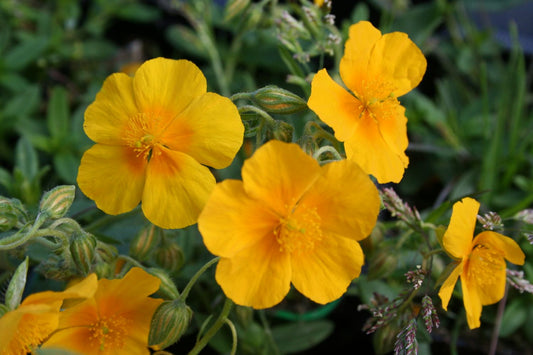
[489, 284, 508, 355]
[180, 257, 220, 301]
[188, 297, 233, 355]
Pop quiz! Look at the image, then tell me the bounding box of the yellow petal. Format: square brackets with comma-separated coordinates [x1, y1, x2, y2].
[23, 274, 97, 306]
[215, 236, 291, 309]
[438, 261, 462, 311]
[475, 231, 525, 266]
[300, 159, 380, 241]
[77, 144, 146, 215]
[142, 146, 215, 229]
[368, 31, 427, 97]
[371, 98, 409, 156]
[461, 276, 482, 329]
[291, 235, 364, 304]
[133, 58, 207, 122]
[443, 197, 479, 259]
[308, 69, 361, 142]
[42, 327, 98, 354]
[241, 140, 321, 215]
[344, 111, 408, 183]
[340, 21, 382, 95]
[161, 92, 244, 169]
[199, 180, 279, 258]
[84, 73, 138, 145]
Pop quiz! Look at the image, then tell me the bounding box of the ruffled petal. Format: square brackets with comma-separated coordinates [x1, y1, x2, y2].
[241, 140, 321, 215]
[84, 73, 138, 145]
[77, 144, 146, 215]
[476, 231, 525, 266]
[308, 69, 361, 142]
[344, 111, 407, 183]
[160, 92, 244, 169]
[368, 31, 427, 97]
[340, 21, 382, 95]
[438, 261, 462, 311]
[142, 146, 215, 229]
[133, 58, 207, 125]
[443, 198, 479, 259]
[372, 99, 409, 157]
[215, 236, 291, 309]
[299, 159, 379, 241]
[23, 274, 97, 306]
[461, 276, 482, 329]
[199, 179, 279, 258]
[291, 235, 364, 304]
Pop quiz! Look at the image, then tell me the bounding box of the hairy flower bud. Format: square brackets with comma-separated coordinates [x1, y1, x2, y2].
[130, 224, 162, 261]
[250, 85, 307, 114]
[149, 300, 193, 350]
[70, 233, 97, 275]
[0, 197, 18, 232]
[154, 240, 185, 273]
[266, 120, 294, 143]
[39, 185, 75, 219]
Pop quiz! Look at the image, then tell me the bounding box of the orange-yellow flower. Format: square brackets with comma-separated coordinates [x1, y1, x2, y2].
[0, 274, 97, 355]
[77, 57, 244, 229]
[198, 140, 380, 309]
[308, 21, 426, 183]
[43, 267, 163, 354]
[438, 198, 525, 329]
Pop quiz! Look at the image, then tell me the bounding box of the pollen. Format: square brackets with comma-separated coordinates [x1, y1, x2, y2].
[274, 205, 323, 254]
[123, 112, 163, 159]
[354, 76, 399, 123]
[89, 314, 129, 351]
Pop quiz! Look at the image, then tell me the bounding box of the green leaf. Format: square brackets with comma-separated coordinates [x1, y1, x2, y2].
[5, 257, 29, 310]
[4, 36, 49, 71]
[0, 167, 12, 190]
[15, 137, 38, 181]
[499, 299, 527, 338]
[47, 87, 70, 140]
[116, 3, 161, 22]
[272, 320, 334, 354]
[54, 152, 79, 184]
[3, 85, 40, 120]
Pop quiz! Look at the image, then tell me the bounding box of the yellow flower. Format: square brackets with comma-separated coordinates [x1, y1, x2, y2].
[308, 21, 426, 183]
[43, 267, 163, 354]
[438, 198, 525, 329]
[0, 274, 97, 355]
[314, 0, 325, 6]
[77, 57, 244, 229]
[198, 140, 380, 309]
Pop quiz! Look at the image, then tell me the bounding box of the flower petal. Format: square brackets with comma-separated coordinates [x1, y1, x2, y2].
[371, 99, 409, 157]
[43, 327, 98, 354]
[438, 261, 462, 311]
[461, 276, 482, 329]
[308, 69, 361, 142]
[160, 92, 244, 169]
[142, 146, 215, 229]
[133, 58, 207, 122]
[23, 274, 97, 306]
[443, 198, 479, 259]
[77, 144, 146, 215]
[241, 140, 321, 215]
[199, 179, 279, 258]
[476, 231, 525, 266]
[344, 111, 408, 183]
[300, 159, 379, 241]
[291, 235, 364, 304]
[84, 73, 138, 145]
[215, 236, 291, 309]
[369, 31, 427, 97]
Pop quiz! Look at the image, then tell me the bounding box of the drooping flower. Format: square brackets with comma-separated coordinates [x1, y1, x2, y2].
[0, 274, 97, 355]
[43, 267, 163, 354]
[198, 140, 380, 309]
[308, 21, 426, 183]
[438, 198, 525, 329]
[77, 57, 244, 229]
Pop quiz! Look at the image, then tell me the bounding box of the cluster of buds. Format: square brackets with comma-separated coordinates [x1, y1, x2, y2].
[380, 188, 422, 228]
[359, 293, 402, 334]
[476, 211, 503, 231]
[506, 269, 533, 294]
[405, 265, 426, 290]
[421, 295, 440, 333]
[394, 318, 418, 355]
[0, 197, 26, 232]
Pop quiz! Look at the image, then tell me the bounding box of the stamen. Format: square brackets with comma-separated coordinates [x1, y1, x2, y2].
[274, 205, 322, 254]
[89, 315, 128, 351]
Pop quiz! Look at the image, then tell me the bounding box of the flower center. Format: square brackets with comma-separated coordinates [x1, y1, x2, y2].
[466, 243, 505, 286]
[274, 206, 322, 254]
[124, 113, 163, 160]
[354, 77, 399, 121]
[89, 315, 128, 352]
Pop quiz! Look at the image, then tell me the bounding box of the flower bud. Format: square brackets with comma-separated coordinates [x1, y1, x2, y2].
[154, 240, 185, 273]
[0, 197, 18, 232]
[266, 120, 294, 142]
[39, 185, 75, 219]
[149, 300, 193, 350]
[147, 268, 180, 299]
[70, 233, 97, 275]
[250, 85, 307, 114]
[130, 224, 162, 261]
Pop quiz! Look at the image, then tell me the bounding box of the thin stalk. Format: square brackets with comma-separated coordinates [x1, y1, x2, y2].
[225, 318, 238, 355]
[489, 285, 508, 355]
[180, 257, 220, 301]
[188, 297, 233, 355]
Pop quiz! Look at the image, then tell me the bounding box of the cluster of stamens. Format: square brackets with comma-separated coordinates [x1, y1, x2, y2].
[89, 315, 128, 351]
[274, 205, 322, 254]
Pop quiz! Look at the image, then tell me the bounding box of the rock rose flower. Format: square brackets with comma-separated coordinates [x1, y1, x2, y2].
[438, 197, 525, 329]
[77, 57, 244, 229]
[308, 21, 426, 183]
[198, 140, 380, 309]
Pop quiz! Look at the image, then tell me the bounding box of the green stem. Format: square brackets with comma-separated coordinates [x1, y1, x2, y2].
[489, 285, 508, 355]
[188, 297, 233, 355]
[312, 145, 342, 162]
[225, 319, 238, 355]
[0, 213, 47, 250]
[180, 257, 220, 301]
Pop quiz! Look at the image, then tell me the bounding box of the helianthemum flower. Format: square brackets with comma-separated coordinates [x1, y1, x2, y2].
[438, 198, 525, 329]
[308, 21, 426, 183]
[0, 274, 97, 355]
[43, 267, 163, 354]
[77, 57, 244, 229]
[198, 140, 380, 309]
